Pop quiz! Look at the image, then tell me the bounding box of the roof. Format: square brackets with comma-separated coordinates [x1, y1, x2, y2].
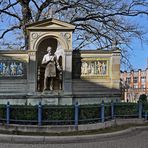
[25, 18, 75, 31]
[73, 49, 121, 54]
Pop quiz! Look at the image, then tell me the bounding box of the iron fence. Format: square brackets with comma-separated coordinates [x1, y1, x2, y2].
[0, 101, 148, 127]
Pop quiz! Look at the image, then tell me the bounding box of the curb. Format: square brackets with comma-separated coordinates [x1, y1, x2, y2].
[0, 126, 147, 144]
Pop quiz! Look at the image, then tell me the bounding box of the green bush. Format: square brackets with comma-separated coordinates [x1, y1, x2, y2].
[79, 105, 99, 123]
[143, 103, 148, 111]
[42, 106, 74, 122]
[139, 94, 147, 104]
[114, 103, 138, 117]
[0, 105, 6, 119]
[104, 105, 111, 118]
[10, 105, 38, 121]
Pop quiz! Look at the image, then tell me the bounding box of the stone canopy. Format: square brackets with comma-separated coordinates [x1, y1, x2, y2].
[26, 18, 75, 51]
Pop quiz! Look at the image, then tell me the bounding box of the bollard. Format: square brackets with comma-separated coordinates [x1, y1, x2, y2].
[74, 102, 79, 130]
[111, 101, 114, 119]
[6, 101, 10, 125]
[101, 100, 105, 123]
[38, 102, 42, 126]
[138, 102, 143, 119]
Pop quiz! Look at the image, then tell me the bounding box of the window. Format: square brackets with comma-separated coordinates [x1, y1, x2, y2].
[126, 77, 131, 84]
[133, 77, 138, 83]
[141, 77, 146, 83]
[134, 85, 138, 88]
[141, 85, 145, 88]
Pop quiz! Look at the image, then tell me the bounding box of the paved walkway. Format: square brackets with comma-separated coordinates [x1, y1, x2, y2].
[0, 126, 147, 148]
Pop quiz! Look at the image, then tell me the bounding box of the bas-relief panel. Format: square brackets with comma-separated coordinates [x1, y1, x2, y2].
[0, 60, 26, 78]
[81, 58, 109, 77]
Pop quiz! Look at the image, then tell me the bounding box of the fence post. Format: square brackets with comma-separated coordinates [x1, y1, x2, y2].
[101, 100, 105, 123]
[145, 112, 147, 120]
[111, 101, 114, 119]
[138, 102, 143, 119]
[74, 102, 79, 130]
[38, 102, 42, 126]
[6, 101, 10, 125]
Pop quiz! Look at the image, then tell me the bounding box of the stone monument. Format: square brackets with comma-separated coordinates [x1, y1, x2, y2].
[0, 18, 121, 105]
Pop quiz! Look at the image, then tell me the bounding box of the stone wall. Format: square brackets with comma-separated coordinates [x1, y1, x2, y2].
[0, 51, 28, 95]
[72, 49, 121, 104]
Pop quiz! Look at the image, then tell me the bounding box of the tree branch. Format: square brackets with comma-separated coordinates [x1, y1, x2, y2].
[35, 0, 53, 21]
[2, 1, 19, 11]
[0, 9, 22, 21]
[0, 25, 21, 39]
[32, 0, 40, 10]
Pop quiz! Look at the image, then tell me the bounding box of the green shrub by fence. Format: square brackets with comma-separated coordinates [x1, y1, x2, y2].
[143, 103, 148, 111]
[10, 106, 38, 123]
[79, 105, 100, 124]
[0, 105, 6, 121]
[42, 106, 74, 125]
[114, 103, 138, 117]
[0, 102, 147, 126]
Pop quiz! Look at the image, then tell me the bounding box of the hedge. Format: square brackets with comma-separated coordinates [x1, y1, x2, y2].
[0, 102, 147, 125]
[114, 103, 138, 117]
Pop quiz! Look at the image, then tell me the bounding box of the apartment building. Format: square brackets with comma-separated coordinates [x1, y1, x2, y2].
[120, 68, 148, 102]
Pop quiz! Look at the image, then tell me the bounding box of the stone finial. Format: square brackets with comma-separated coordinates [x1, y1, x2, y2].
[48, 8, 53, 18]
[112, 39, 118, 49]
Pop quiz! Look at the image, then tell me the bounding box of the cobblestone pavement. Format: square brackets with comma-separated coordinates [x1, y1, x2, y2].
[0, 130, 147, 148]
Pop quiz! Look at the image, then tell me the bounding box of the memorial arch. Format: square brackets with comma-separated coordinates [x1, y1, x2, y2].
[26, 18, 75, 94]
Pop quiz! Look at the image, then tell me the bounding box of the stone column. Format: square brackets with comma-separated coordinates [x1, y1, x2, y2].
[27, 50, 37, 94]
[63, 50, 72, 94]
[111, 49, 120, 89]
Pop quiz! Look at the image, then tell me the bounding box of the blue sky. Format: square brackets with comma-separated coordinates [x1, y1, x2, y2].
[129, 40, 148, 70]
[124, 16, 148, 71]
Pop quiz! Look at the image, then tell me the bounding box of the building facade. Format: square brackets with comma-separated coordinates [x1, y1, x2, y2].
[120, 68, 148, 102]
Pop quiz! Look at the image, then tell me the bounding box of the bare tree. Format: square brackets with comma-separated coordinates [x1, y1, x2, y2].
[0, 0, 148, 65]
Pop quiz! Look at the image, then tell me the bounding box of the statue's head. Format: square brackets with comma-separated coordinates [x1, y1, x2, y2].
[47, 46, 51, 51]
[47, 46, 52, 54]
